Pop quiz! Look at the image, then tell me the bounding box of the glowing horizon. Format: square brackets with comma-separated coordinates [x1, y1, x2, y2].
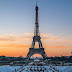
[0, 33, 72, 57]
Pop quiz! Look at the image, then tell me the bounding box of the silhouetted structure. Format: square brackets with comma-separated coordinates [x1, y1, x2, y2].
[27, 3, 47, 59]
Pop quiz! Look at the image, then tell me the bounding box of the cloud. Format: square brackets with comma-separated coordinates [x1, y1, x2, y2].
[0, 33, 72, 46]
[0, 34, 32, 45]
[41, 33, 62, 41]
[0, 33, 61, 42]
[0, 36, 15, 41]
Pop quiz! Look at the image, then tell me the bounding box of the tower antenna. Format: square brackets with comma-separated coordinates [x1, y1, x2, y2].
[36, 0, 37, 6]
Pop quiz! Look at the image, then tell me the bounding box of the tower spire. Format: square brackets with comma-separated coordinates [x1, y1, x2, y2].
[34, 1, 39, 36]
[36, 1, 37, 6]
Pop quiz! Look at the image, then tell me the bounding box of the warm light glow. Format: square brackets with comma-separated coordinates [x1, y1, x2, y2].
[31, 54, 43, 58]
[0, 33, 72, 57]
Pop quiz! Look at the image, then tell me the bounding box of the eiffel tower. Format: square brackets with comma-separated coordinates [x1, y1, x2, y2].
[27, 3, 47, 59]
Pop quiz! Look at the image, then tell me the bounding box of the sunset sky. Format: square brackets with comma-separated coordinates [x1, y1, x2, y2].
[0, 0, 72, 57]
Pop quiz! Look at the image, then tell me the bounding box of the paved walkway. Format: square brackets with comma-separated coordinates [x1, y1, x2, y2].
[13, 66, 60, 72]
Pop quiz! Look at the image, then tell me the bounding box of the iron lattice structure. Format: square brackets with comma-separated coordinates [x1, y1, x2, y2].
[27, 4, 47, 59]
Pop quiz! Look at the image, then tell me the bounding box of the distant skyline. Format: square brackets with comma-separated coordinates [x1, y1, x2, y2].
[0, 0, 72, 57]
